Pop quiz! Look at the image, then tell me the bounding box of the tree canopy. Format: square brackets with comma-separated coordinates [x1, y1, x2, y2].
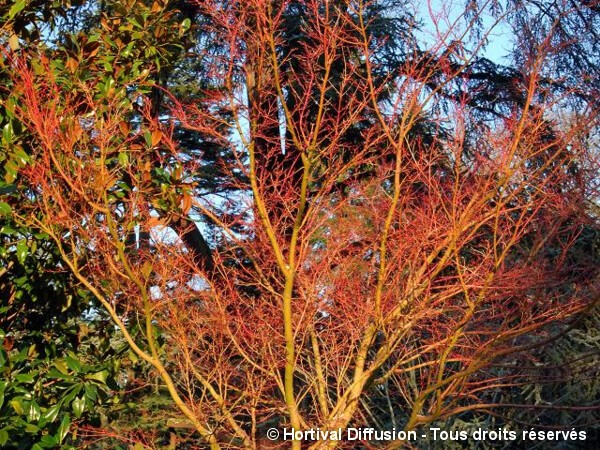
[1, 0, 600, 448]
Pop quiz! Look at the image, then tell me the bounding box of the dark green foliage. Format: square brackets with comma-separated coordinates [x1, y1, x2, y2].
[1, 0, 600, 448]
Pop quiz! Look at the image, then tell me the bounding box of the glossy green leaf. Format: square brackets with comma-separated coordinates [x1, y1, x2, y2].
[4, 160, 18, 183]
[25, 423, 39, 433]
[8, 0, 26, 19]
[14, 148, 30, 166]
[47, 368, 71, 381]
[72, 396, 85, 418]
[16, 240, 28, 264]
[85, 370, 108, 384]
[0, 184, 16, 195]
[0, 429, 8, 446]
[14, 373, 34, 383]
[57, 414, 70, 443]
[38, 434, 58, 448]
[11, 398, 24, 415]
[2, 123, 12, 142]
[181, 18, 191, 33]
[42, 403, 61, 423]
[0, 202, 11, 216]
[62, 384, 82, 405]
[54, 359, 69, 375]
[28, 401, 41, 422]
[65, 355, 82, 373]
[118, 151, 128, 166]
[84, 383, 97, 402]
[144, 130, 153, 147]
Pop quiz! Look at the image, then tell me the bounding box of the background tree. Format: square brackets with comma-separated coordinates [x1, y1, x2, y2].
[2, 0, 600, 448]
[0, 2, 133, 448]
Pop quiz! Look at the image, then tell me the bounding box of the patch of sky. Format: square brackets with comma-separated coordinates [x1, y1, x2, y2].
[415, 0, 513, 65]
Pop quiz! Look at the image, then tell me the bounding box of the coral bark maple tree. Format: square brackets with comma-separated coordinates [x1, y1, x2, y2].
[4, 0, 600, 448]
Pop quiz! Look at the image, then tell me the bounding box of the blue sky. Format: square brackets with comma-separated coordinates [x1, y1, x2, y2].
[415, 0, 513, 64]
